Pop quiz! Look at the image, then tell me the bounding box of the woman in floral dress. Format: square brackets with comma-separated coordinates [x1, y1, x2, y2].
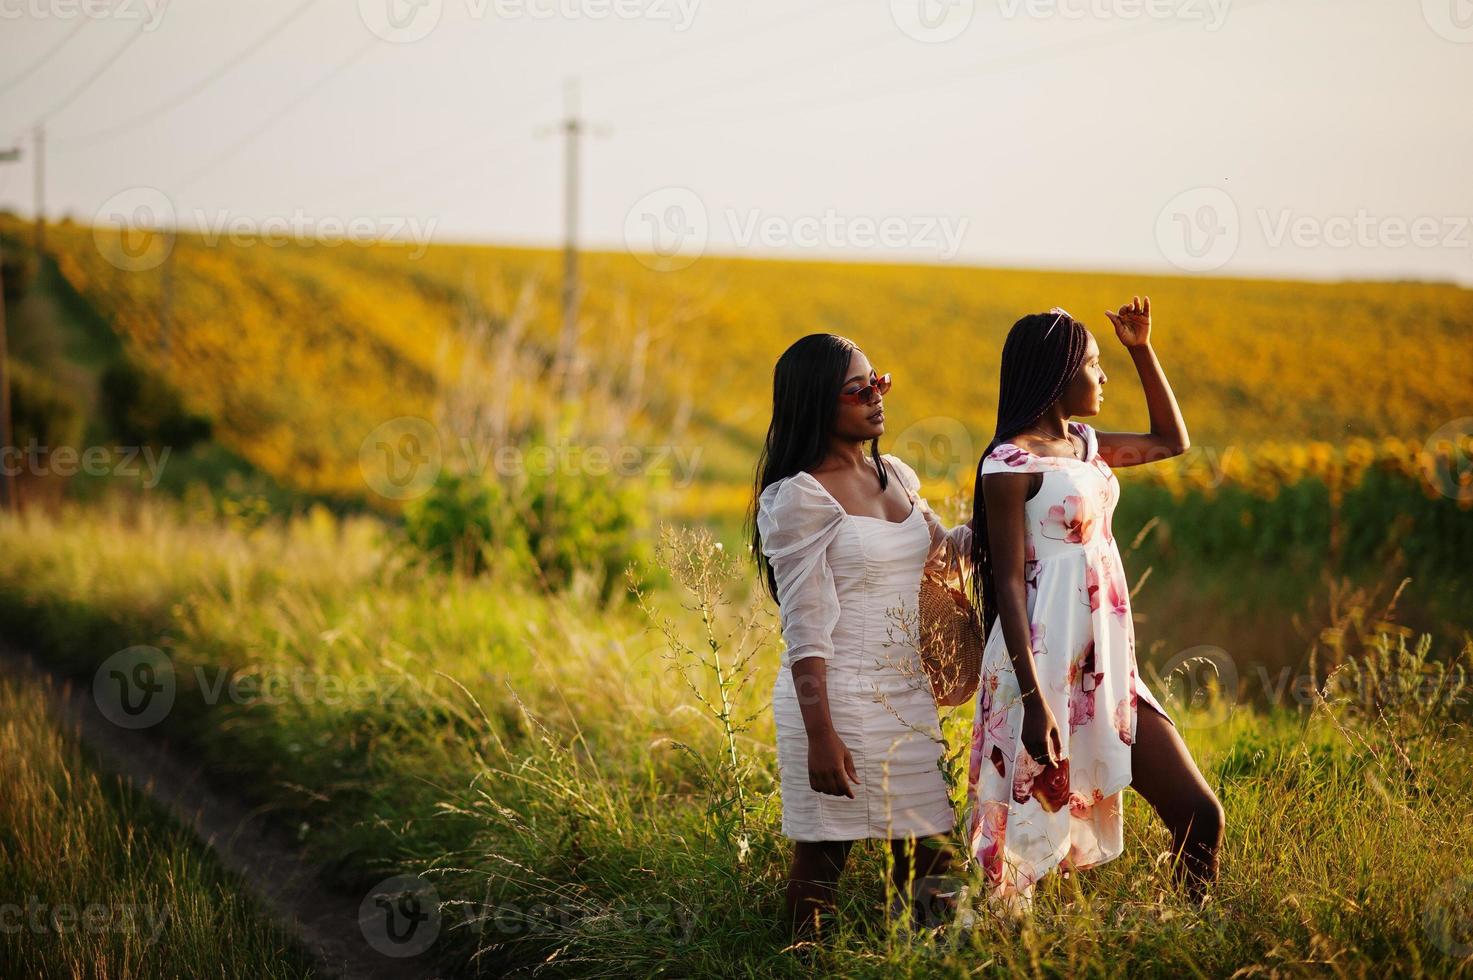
[966, 297, 1224, 914]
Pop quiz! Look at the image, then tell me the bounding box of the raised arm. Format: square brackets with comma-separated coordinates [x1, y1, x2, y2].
[1095, 295, 1191, 468]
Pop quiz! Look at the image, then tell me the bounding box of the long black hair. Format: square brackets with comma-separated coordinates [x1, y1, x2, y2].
[749, 333, 887, 603]
[967, 310, 1089, 640]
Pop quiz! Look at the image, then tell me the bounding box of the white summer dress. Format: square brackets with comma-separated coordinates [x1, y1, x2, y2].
[758, 454, 973, 842]
[966, 419, 1176, 909]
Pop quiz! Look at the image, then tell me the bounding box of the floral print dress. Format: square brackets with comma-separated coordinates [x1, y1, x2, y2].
[966, 420, 1176, 909]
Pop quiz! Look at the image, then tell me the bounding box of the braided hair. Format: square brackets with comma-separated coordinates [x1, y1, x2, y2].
[967, 310, 1089, 641]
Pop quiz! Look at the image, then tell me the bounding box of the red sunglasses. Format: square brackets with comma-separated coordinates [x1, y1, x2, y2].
[838, 371, 892, 405]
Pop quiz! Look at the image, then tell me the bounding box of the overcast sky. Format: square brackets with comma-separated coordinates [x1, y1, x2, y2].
[2, 0, 1470, 283]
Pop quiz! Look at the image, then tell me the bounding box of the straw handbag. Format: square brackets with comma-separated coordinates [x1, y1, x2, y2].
[917, 539, 983, 707]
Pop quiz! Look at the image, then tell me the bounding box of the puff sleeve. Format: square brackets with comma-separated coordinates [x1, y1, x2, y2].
[756, 476, 846, 668]
[885, 454, 973, 573]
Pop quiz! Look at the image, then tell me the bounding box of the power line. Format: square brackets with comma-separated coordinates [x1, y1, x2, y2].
[54, 0, 324, 151]
[34, 18, 149, 123]
[0, 17, 90, 97]
[171, 37, 376, 197]
[578, 0, 851, 83]
[621, 0, 1275, 133]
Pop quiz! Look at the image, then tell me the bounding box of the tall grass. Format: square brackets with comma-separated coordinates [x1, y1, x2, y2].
[0, 670, 316, 978]
[1, 498, 1471, 975]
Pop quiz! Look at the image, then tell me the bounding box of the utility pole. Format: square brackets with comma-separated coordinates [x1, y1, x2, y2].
[539, 78, 607, 400]
[0, 144, 22, 513]
[559, 77, 580, 395]
[33, 123, 44, 256]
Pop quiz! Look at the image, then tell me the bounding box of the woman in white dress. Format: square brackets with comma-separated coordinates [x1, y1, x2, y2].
[965, 297, 1224, 915]
[750, 333, 972, 939]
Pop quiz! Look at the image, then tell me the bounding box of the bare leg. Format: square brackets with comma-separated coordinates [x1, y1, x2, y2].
[786, 840, 854, 940]
[1129, 700, 1224, 903]
[888, 834, 957, 927]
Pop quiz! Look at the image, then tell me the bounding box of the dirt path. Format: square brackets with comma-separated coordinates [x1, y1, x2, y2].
[0, 639, 448, 980]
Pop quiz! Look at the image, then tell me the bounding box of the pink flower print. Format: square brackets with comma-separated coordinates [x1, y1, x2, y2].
[1103, 557, 1130, 625]
[1030, 621, 1048, 657]
[1011, 750, 1045, 804]
[1114, 694, 1134, 745]
[1096, 485, 1115, 543]
[1031, 758, 1072, 813]
[991, 444, 1030, 468]
[1080, 562, 1101, 611]
[1042, 494, 1095, 544]
[1024, 540, 1040, 594]
[971, 800, 1009, 884]
[1068, 787, 1106, 818]
[968, 721, 987, 783]
[1067, 640, 1104, 733]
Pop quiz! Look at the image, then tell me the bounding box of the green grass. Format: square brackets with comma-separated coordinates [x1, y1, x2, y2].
[0, 668, 317, 979]
[2, 497, 1472, 976]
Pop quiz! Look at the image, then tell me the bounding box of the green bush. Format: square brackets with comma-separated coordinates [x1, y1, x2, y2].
[98, 355, 212, 450]
[403, 462, 654, 603]
[8, 358, 84, 451]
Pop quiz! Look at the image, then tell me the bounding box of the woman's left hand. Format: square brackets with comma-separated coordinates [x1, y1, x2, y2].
[1104, 295, 1151, 348]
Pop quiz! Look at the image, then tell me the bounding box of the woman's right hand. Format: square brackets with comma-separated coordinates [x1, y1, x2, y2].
[1020, 692, 1065, 767]
[807, 727, 861, 798]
